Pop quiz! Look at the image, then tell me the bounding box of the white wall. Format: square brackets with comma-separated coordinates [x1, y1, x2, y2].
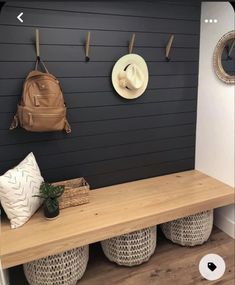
[196, 2, 235, 238]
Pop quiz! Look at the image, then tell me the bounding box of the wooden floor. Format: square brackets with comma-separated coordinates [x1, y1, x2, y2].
[10, 227, 234, 285]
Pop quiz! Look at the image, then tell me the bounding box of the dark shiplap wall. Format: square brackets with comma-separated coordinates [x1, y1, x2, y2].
[0, 1, 200, 189]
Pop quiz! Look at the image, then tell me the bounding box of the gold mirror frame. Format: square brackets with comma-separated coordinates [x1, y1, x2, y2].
[213, 30, 235, 84]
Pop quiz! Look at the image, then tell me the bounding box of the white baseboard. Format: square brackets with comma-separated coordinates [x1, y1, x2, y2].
[214, 211, 235, 239]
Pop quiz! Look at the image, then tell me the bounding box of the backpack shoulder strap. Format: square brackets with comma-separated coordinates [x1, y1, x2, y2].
[35, 58, 49, 74]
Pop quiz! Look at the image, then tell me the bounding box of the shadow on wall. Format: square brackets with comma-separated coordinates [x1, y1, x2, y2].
[0, 2, 5, 13]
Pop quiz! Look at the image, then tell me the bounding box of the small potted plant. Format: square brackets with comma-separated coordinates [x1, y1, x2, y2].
[36, 182, 64, 220]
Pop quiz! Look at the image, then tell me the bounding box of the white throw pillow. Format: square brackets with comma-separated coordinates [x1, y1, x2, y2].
[0, 152, 44, 229]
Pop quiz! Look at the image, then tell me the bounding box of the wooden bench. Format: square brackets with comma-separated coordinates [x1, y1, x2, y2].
[1, 170, 234, 271]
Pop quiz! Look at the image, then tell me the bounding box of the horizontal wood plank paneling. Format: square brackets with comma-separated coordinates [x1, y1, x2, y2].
[43, 147, 195, 181]
[0, 6, 199, 34]
[0, 61, 199, 78]
[85, 158, 195, 189]
[6, 1, 201, 21]
[0, 44, 199, 62]
[0, 75, 198, 95]
[0, 121, 195, 146]
[0, 88, 197, 111]
[0, 26, 200, 47]
[0, 1, 200, 188]
[0, 134, 195, 162]
[0, 100, 197, 127]
[0, 144, 195, 173]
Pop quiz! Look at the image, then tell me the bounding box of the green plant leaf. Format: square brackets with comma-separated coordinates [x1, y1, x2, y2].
[45, 198, 59, 213]
[37, 182, 64, 212]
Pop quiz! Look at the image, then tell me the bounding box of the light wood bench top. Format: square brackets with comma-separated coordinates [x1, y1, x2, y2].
[0, 170, 234, 269]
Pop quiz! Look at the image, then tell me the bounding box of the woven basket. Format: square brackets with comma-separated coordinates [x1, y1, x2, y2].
[53, 177, 90, 209]
[101, 226, 157, 266]
[161, 210, 213, 247]
[23, 245, 89, 285]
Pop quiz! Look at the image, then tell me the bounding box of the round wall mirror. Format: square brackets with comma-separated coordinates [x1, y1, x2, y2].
[213, 30, 235, 84]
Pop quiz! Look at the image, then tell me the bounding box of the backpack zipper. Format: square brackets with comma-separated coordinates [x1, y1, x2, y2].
[28, 112, 62, 117]
[28, 112, 63, 126]
[28, 113, 33, 126]
[34, 94, 51, 107]
[29, 76, 60, 84]
[34, 95, 40, 107]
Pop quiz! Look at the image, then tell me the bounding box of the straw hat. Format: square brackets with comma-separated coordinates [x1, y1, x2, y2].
[112, 54, 149, 99]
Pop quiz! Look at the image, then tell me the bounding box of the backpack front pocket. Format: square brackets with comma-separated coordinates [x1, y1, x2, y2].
[33, 94, 62, 107]
[18, 106, 67, 132]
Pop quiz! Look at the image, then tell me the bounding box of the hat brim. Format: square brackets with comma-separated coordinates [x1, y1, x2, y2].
[112, 54, 149, 99]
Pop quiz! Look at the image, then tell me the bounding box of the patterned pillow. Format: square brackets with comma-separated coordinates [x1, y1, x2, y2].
[0, 152, 44, 229]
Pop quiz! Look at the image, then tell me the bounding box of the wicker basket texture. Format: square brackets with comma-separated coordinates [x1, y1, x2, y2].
[161, 210, 213, 246]
[101, 226, 157, 266]
[53, 177, 89, 209]
[23, 245, 89, 285]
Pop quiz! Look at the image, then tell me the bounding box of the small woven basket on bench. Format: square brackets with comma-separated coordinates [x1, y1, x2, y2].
[53, 177, 90, 209]
[101, 226, 157, 266]
[23, 245, 89, 285]
[161, 210, 213, 247]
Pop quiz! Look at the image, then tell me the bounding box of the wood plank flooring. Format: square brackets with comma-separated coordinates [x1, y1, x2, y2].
[10, 227, 235, 285]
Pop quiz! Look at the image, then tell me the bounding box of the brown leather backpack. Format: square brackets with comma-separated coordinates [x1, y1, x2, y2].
[10, 60, 71, 133]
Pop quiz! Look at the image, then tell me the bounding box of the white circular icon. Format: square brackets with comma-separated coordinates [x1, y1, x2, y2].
[199, 254, 226, 281]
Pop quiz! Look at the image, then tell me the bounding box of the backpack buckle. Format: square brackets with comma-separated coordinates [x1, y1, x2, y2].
[65, 119, 72, 134]
[9, 115, 19, 130]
